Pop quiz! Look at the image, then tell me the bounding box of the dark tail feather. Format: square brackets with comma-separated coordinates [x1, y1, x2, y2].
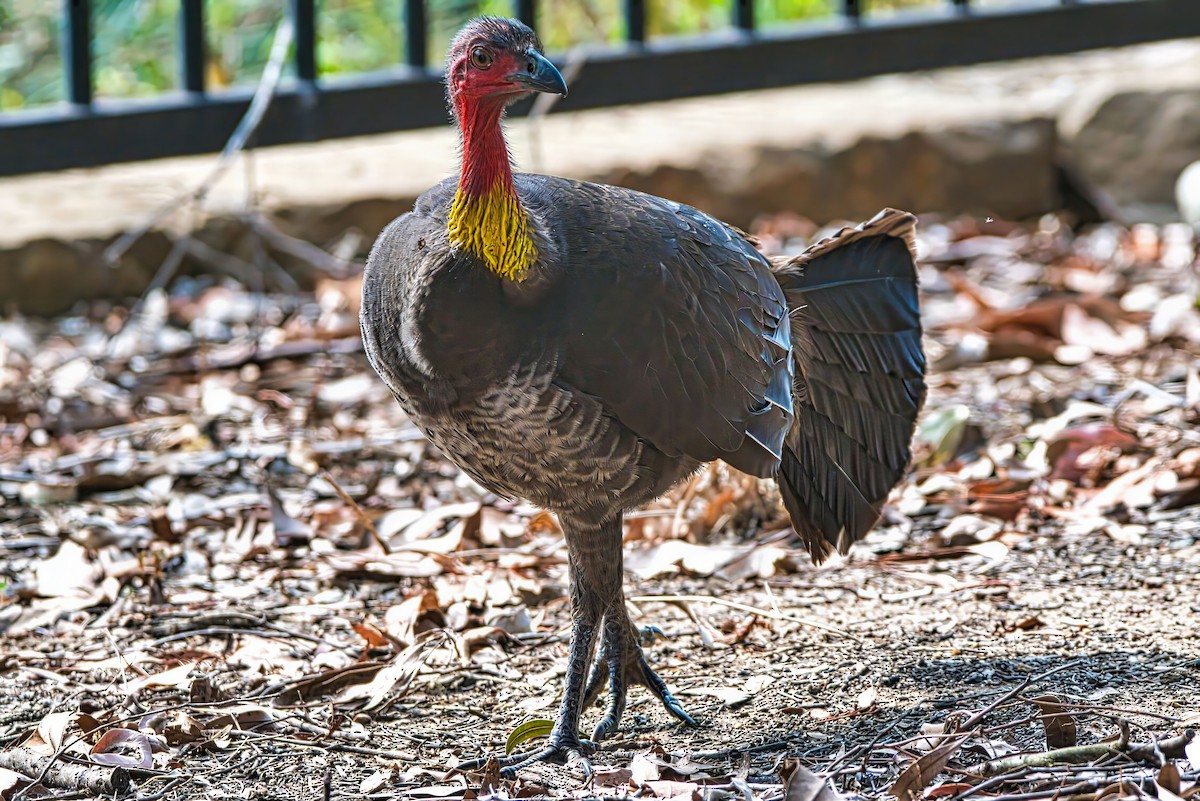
[769, 209, 926, 563]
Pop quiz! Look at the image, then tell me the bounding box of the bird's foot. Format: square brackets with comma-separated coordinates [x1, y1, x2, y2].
[584, 625, 696, 742]
[458, 734, 597, 779]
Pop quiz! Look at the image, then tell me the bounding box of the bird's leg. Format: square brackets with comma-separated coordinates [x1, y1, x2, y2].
[581, 604, 696, 742]
[471, 514, 622, 777]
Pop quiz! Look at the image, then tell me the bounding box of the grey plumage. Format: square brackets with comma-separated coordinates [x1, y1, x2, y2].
[362, 173, 925, 770]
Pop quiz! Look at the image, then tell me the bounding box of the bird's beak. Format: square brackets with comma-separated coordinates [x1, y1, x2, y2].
[509, 50, 568, 96]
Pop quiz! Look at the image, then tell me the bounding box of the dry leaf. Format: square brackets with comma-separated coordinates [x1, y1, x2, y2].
[34, 540, 99, 598]
[1157, 763, 1183, 798]
[890, 735, 968, 801]
[385, 589, 444, 645]
[360, 767, 395, 794]
[1186, 735, 1200, 771]
[630, 751, 662, 784]
[264, 481, 312, 546]
[128, 662, 197, 693]
[782, 760, 841, 801]
[1032, 694, 1077, 749]
[680, 686, 752, 708]
[0, 767, 29, 796]
[353, 619, 391, 648]
[338, 632, 444, 711]
[91, 728, 154, 769]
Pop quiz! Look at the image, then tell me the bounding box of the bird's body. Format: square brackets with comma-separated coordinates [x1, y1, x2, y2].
[361, 16, 926, 775]
[363, 174, 796, 514]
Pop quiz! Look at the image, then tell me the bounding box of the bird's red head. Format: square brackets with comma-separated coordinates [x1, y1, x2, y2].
[444, 18, 565, 283]
[446, 17, 567, 108]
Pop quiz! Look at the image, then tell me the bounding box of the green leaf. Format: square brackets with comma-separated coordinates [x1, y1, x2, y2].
[914, 404, 971, 467]
[504, 719, 554, 755]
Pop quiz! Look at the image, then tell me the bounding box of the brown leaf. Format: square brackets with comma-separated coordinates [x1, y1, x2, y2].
[782, 760, 841, 801]
[1094, 780, 1144, 801]
[1158, 763, 1182, 797]
[337, 631, 445, 711]
[890, 735, 968, 801]
[91, 728, 153, 769]
[352, 619, 391, 649]
[385, 589, 444, 645]
[1032, 694, 1077, 749]
[203, 705, 278, 732]
[263, 481, 312, 546]
[1047, 423, 1140, 485]
[275, 661, 389, 707]
[593, 767, 634, 787]
[0, 767, 29, 797]
[453, 626, 511, 661]
[966, 478, 1031, 522]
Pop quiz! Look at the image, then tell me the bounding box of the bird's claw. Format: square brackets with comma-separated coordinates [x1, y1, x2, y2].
[584, 632, 697, 741]
[638, 624, 667, 646]
[458, 737, 598, 779]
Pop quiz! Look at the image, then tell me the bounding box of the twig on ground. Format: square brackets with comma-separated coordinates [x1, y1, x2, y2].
[629, 594, 861, 642]
[979, 739, 1127, 777]
[145, 335, 363, 376]
[0, 747, 131, 797]
[139, 626, 341, 651]
[321, 469, 391, 554]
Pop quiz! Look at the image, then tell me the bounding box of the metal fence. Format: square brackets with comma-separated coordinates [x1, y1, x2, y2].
[2, 0, 1199, 177]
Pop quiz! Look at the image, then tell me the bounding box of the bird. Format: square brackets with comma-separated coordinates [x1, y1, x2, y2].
[360, 16, 926, 776]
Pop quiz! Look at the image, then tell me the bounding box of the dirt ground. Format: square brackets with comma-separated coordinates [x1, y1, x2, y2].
[1, 214, 1198, 801]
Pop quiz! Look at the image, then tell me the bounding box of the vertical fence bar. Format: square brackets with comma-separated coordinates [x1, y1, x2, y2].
[404, 0, 427, 67]
[515, 0, 536, 29]
[290, 0, 317, 82]
[62, 0, 92, 106]
[734, 0, 754, 32]
[842, 0, 861, 23]
[180, 0, 205, 93]
[951, 0, 970, 13]
[624, 0, 645, 43]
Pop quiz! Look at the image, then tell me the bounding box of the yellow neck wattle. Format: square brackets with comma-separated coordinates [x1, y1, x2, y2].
[446, 181, 538, 283]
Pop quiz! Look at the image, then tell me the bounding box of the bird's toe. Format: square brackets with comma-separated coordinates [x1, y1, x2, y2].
[495, 737, 597, 778]
[588, 634, 697, 740]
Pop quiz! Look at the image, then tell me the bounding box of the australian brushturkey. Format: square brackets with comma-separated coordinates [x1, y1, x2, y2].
[361, 16, 926, 775]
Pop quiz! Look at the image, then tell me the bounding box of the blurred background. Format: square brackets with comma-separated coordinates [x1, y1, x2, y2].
[0, 0, 929, 108]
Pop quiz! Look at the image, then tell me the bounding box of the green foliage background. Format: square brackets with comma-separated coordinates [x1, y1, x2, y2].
[0, 0, 936, 110]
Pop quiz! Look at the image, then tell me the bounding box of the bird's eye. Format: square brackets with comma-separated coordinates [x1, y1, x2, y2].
[470, 47, 493, 69]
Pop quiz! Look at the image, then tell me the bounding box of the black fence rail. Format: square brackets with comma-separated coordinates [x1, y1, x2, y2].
[2, 0, 1199, 177]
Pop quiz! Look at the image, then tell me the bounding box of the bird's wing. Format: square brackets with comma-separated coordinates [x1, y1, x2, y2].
[548, 183, 794, 477]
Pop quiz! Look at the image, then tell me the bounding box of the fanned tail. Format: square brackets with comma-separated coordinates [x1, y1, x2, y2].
[769, 209, 926, 563]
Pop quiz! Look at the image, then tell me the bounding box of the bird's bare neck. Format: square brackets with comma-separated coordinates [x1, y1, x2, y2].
[447, 98, 538, 283]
